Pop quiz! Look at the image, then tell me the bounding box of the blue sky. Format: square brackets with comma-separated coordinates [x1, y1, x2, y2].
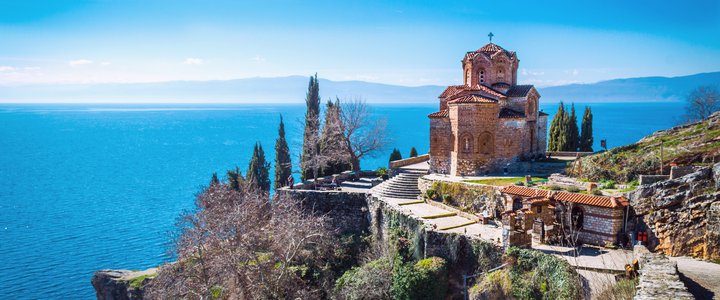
[0, 0, 719, 87]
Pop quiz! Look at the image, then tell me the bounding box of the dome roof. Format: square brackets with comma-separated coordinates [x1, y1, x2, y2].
[478, 43, 506, 53]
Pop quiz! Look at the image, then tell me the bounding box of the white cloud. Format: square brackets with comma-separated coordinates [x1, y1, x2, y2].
[183, 58, 204, 65]
[23, 67, 40, 71]
[0, 66, 16, 72]
[100, 62, 111, 66]
[251, 55, 265, 62]
[69, 59, 93, 66]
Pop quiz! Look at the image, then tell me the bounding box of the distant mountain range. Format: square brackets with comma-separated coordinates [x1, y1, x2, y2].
[1, 72, 718, 103]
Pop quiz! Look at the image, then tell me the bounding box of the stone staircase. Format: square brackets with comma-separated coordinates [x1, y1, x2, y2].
[373, 170, 426, 200]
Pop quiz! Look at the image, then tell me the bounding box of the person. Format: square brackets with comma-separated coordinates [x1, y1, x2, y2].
[287, 175, 294, 190]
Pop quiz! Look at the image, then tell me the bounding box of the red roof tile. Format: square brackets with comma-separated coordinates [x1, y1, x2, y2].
[505, 85, 535, 97]
[439, 85, 467, 98]
[500, 186, 628, 208]
[448, 95, 497, 104]
[428, 110, 449, 118]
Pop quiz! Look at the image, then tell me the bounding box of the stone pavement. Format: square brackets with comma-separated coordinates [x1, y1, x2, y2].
[670, 256, 720, 299]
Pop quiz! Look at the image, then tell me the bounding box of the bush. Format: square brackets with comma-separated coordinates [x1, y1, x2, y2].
[600, 179, 616, 189]
[391, 257, 448, 300]
[592, 189, 603, 196]
[596, 278, 637, 300]
[499, 247, 582, 300]
[514, 181, 525, 186]
[376, 167, 388, 177]
[442, 194, 452, 203]
[566, 186, 581, 193]
[425, 188, 437, 200]
[335, 258, 393, 300]
[547, 184, 562, 191]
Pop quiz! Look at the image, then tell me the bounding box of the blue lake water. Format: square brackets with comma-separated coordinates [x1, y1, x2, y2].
[0, 102, 684, 298]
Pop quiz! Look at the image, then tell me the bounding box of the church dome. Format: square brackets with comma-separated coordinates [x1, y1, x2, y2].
[478, 43, 505, 53]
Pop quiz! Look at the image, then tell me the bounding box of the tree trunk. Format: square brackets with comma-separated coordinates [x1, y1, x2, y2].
[351, 154, 360, 180]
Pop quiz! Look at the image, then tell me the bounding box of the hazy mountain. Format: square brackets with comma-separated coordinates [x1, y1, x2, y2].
[0, 72, 718, 103]
[538, 72, 720, 103]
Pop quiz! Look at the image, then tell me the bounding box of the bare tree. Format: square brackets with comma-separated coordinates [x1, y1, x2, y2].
[145, 182, 338, 299]
[340, 99, 389, 176]
[298, 110, 349, 184]
[685, 85, 720, 122]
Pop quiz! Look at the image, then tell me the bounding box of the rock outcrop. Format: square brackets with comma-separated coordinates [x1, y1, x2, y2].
[91, 268, 156, 300]
[629, 163, 720, 259]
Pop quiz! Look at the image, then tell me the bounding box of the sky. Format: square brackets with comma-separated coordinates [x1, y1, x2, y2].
[0, 0, 719, 87]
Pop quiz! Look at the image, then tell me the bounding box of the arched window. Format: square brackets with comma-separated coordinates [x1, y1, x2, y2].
[496, 68, 504, 81]
[478, 132, 493, 154]
[571, 206, 584, 230]
[466, 69, 471, 85]
[459, 133, 473, 153]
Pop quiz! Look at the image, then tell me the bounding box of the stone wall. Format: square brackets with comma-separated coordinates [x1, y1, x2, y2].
[277, 189, 370, 235]
[574, 204, 625, 246]
[633, 245, 693, 300]
[629, 163, 720, 259]
[418, 176, 505, 216]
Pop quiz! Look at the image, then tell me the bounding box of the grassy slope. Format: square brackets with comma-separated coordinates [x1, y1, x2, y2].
[567, 112, 720, 183]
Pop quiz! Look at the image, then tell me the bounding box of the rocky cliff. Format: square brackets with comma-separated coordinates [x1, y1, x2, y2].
[91, 268, 156, 300]
[628, 163, 720, 260]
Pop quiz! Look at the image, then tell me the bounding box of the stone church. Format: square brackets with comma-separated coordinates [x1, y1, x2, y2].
[428, 40, 548, 176]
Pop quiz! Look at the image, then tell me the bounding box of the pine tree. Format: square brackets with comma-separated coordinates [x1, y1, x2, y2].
[247, 142, 271, 192]
[300, 74, 321, 180]
[389, 148, 402, 162]
[409, 147, 418, 157]
[319, 99, 351, 176]
[548, 102, 566, 151]
[580, 107, 594, 152]
[274, 116, 292, 190]
[566, 103, 579, 151]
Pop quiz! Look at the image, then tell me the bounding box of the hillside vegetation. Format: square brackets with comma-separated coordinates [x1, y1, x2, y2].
[567, 111, 720, 183]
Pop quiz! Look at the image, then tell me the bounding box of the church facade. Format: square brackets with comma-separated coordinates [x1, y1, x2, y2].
[428, 41, 548, 176]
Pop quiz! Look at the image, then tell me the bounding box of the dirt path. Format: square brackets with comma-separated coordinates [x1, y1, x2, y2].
[670, 256, 720, 299]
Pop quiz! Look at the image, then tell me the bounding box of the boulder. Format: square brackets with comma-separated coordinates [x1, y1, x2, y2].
[91, 268, 156, 300]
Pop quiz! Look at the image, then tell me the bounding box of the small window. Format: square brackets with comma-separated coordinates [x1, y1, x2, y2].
[512, 197, 523, 211]
[571, 207, 584, 230]
[536, 206, 542, 213]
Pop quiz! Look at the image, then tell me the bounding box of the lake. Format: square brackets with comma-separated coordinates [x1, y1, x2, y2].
[0, 101, 684, 298]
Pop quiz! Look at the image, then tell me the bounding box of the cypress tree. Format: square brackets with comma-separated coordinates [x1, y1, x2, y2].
[247, 142, 271, 192]
[548, 102, 566, 151]
[409, 147, 418, 157]
[319, 99, 351, 176]
[210, 172, 220, 186]
[580, 107, 594, 152]
[300, 74, 320, 180]
[389, 148, 402, 162]
[566, 103, 580, 151]
[227, 167, 243, 191]
[274, 116, 292, 190]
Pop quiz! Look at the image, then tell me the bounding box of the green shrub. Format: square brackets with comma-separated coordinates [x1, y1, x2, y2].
[335, 258, 393, 300]
[376, 167, 388, 177]
[514, 181, 525, 186]
[566, 186, 581, 193]
[442, 194, 452, 203]
[425, 188, 437, 200]
[547, 184, 562, 191]
[391, 257, 448, 300]
[600, 179, 616, 189]
[592, 189, 603, 196]
[597, 278, 637, 300]
[500, 247, 582, 300]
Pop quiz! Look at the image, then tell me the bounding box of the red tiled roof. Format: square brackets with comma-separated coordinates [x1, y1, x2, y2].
[501, 186, 628, 208]
[439, 85, 467, 98]
[428, 110, 449, 118]
[448, 95, 497, 104]
[505, 85, 535, 97]
[499, 107, 525, 119]
[473, 84, 506, 98]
